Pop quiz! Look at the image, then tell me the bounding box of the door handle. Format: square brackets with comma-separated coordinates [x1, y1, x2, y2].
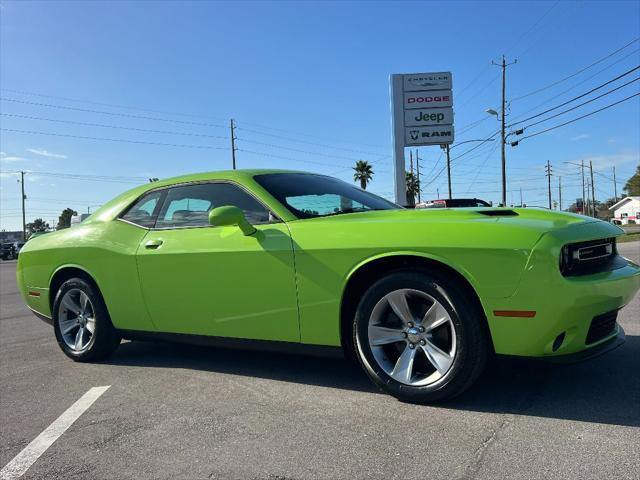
[144, 239, 163, 249]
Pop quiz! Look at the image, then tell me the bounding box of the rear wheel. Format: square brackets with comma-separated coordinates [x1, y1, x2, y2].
[353, 270, 489, 402]
[53, 277, 121, 361]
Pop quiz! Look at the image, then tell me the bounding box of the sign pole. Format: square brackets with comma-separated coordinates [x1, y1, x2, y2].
[390, 74, 406, 206]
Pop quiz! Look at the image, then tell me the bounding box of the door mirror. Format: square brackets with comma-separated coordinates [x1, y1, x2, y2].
[208, 206, 257, 236]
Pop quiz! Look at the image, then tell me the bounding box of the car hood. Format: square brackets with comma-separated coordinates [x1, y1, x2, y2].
[302, 207, 622, 239]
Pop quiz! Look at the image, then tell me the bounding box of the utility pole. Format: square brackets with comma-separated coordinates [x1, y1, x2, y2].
[415, 149, 421, 203]
[230, 119, 237, 170]
[519, 187, 523, 207]
[409, 150, 414, 175]
[445, 145, 452, 199]
[545, 161, 552, 210]
[492, 55, 517, 207]
[581, 160, 586, 215]
[613, 166, 618, 202]
[558, 176, 564, 211]
[20, 171, 26, 241]
[589, 160, 596, 217]
[437, 188, 440, 199]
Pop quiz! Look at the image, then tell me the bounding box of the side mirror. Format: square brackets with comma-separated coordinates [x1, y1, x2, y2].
[208, 206, 257, 236]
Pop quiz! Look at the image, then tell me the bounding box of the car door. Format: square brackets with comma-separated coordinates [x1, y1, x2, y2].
[135, 181, 300, 342]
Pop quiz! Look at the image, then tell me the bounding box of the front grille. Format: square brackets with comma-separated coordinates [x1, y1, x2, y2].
[586, 310, 618, 344]
[560, 238, 622, 277]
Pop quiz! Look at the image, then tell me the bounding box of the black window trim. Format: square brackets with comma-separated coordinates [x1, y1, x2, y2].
[118, 189, 167, 230]
[117, 179, 280, 231]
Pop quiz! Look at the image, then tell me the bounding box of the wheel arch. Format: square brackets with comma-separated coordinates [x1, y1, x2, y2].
[49, 265, 104, 312]
[339, 252, 494, 357]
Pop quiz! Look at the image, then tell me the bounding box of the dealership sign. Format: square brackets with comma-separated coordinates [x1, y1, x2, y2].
[390, 71, 455, 204]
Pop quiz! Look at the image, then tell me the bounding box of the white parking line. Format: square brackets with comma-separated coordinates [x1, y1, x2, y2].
[0, 385, 110, 480]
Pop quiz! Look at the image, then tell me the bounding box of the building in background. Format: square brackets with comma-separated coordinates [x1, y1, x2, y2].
[609, 196, 639, 224]
[0, 231, 23, 243]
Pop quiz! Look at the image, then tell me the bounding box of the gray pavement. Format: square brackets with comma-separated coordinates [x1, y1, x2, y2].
[1, 242, 639, 480]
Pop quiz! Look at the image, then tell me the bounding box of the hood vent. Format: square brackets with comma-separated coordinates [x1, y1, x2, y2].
[476, 210, 519, 217]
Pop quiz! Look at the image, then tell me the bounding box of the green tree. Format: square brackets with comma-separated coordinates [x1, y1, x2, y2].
[406, 171, 420, 206]
[56, 208, 78, 230]
[26, 218, 50, 236]
[352, 160, 374, 190]
[623, 164, 640, 196]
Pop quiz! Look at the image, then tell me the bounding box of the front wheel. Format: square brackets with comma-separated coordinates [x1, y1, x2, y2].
[53, 277, 121, 362]
[353, 270, 490, 403]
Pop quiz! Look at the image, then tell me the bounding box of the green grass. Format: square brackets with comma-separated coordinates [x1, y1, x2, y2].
[618, 233, 640, 243]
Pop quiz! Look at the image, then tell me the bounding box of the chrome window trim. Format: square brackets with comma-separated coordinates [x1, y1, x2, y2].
[116, 217, 151, 230]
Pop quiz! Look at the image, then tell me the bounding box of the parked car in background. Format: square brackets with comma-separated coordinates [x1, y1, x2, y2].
[416, 198, 491, 209]
[15, 241, 25, 256]
[1, 243, 17, 260]
[16, 170, 640, 403]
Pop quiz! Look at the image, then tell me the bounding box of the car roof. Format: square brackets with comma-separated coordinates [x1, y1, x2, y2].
[83, 169, 318, 225]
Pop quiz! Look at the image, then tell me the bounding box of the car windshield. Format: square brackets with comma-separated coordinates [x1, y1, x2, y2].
[254, 173, 400, 219]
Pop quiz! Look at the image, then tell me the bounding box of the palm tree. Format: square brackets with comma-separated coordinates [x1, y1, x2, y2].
[353, 160, 374, 190]
[406, 171, 420, 206]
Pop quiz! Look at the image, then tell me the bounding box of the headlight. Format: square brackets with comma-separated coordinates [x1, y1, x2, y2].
[560, 237, 617, 276]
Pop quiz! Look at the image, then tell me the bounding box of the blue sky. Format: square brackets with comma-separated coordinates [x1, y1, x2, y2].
[1, 0, 639, 230]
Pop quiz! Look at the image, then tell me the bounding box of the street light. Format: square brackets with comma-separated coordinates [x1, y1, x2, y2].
[440, 138, 495, 200]
[485, 108, 499, 117]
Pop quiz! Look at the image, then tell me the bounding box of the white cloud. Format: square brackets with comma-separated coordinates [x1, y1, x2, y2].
[571, 134, 590, 141]
[0, 152, 25, 162]
[579, 151, 639, 170]
[26, 148, 67, 159]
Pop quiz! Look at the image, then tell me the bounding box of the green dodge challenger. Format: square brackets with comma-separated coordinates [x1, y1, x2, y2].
[17, 170, 640, 402]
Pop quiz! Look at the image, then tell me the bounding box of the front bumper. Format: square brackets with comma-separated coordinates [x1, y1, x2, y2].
[533, 324, 625, 363]
[484, 223, 640, 358]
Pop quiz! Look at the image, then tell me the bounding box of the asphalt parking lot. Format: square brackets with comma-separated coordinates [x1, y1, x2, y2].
[1, 242, 639, 480]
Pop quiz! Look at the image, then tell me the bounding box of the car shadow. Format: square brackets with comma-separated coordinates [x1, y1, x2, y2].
[107, 334, 640, 427]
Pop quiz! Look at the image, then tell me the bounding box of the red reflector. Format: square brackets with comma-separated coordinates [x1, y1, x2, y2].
[493, 310, 536, 318]
[28, 291, 41, 297]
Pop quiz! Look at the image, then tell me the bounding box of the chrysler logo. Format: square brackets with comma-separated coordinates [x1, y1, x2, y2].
[407, 74, 450, 88]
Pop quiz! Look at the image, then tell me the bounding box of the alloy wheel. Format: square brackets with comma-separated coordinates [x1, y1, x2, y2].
[367, 288, 457, 386]
[58, 288, 96, 352]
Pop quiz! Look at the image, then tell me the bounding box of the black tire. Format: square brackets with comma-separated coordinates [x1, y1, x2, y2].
[353, 270, 490, 403]
[53, 277, 121, 362]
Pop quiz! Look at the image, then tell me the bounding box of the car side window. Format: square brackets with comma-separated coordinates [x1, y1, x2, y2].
[155, 182, 271, 229]
[121, 191, 163, 228]
[287, 194, 367, 216]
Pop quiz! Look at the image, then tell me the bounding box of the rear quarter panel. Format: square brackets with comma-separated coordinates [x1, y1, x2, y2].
[18, 220, 154, 331]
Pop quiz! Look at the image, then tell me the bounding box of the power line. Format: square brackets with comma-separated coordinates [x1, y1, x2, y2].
[456, 63, 493, 99]
[509, 0, 562, 58]
[0, 88, 229, 122]
[508, 46, 640, 124]
[0, 97, 228, 129]
[507, 66, 640, 127]
[424, 131, 500, 187]
[463, 142, 501, 194]
[235, 126, 388, 158]
[0, 113, 230, 139]
[0, 89, 390, 153]
[1, 128, 229, 150]
[236, 138, 369, 162]
[233, 121, 388, 150]
[236, 149, 349, 170]
[516, 76, 640, 131]
[1, 169, 147, 183]
[514, 92, 640, 143]
[510, 37, 640, 102]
